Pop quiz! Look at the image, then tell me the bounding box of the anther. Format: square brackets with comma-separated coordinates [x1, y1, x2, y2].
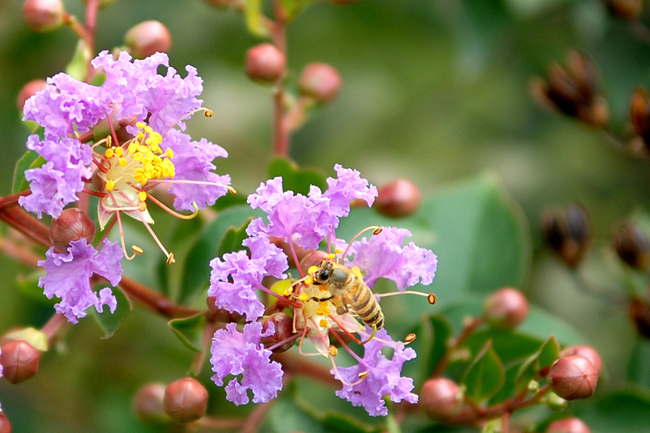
[428, 293, 437, 304]
[166, 253, 176, 265]
[328, 346, 338, 357]
[372, 227, 383, 235]
[204, 109, 214, 117]
[227, 186, 237, 194]
[132, 245, 144, 255]
[405, 333, 416, 343]
[358, 371, 370, 380]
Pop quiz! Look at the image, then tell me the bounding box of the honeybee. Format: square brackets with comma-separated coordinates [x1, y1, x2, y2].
[311, 260, 384, 329]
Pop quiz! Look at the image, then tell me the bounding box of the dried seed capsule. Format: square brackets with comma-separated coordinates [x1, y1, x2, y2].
[163, 378, 208, 423]
[629, 296, 650, 339]
[542, 203, 590, 268]
[613, 222, 650, 270]
[603, 0, 642, 21]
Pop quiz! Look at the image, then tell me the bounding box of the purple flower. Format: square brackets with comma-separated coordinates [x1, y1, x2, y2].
[20, 50, 230, 220]
[210, 322, 284, 405]
[246, 165, 378, 250]
[346, 226, 438, 290]
[208, 236, 288, 321]
[38, 238, 123, 324]
[333, 328, 418, 416]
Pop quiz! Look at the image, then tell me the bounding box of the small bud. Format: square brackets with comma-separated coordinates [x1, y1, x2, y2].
[629, 296, 650, 339]
[542, 203, 590, 267]
[206, 296, 241, 323]
[420, 378, 464, 420]
[613, 223, 650, 270]
[17, 79, 47, 112]
[603, 0, 642, 21]
[299, 250, 329, 275]
[23, 0, 65, 32]
[49, 208, 96, 251]
[298, 63, 342, 104]
[0, 340, 40, 384]
[133, 383, 167, 423]
[547, 417, 591, 433]
[374, 178, 421, 218]
[545, 392, 568, 411]
[531, 51, 608, 127]
[548, 355, 599, 400]
[261, 312, 296, 353]
[245, 44, 286, 83]
[125, 21, 172, 59]
[0, 413, 10, 433]
[484, 287, 529, 329]
[163, 378, 208, 423]
[560, 345, 603, 376]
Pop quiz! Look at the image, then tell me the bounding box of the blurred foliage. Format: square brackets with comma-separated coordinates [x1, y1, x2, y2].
[3, 0, 650, 432]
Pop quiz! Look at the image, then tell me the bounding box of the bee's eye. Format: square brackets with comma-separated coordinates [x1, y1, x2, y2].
[318, 269, 330, 280]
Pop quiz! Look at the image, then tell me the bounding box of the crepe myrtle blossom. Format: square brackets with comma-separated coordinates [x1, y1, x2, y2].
[208, 165, 437, 416]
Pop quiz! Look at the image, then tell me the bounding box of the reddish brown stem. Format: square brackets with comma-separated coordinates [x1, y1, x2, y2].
[273, 352, 339, 388]
[430, 317, 485, 378]
[41, 313, 68, 344]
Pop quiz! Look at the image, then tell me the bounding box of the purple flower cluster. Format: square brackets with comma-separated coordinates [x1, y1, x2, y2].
[20, 51, 230, 323]
[0, 347, 2, 413]
[208, 165, 437, 416]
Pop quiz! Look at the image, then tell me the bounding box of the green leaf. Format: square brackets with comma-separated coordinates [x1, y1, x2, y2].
[65, 40, 92, 81]
[582, 389, 650, 433]
[405, 315, 452, 382]
[514, 335, 559, 392]
[280, 0, 313, 20]
[180, 205, 262, 304]
[12, 150, 45, 194]
[168, 313, 205, 353]
[268, 157, 328, 196]
[627, 338, 650, 387]
[419, 174, 530, 306]
[244, 0, 270, 37]
[93, 286, 132, 339]
[263, 397, 325, 433]
[322, 413, 381, 433]
[461, 340, 505, 403]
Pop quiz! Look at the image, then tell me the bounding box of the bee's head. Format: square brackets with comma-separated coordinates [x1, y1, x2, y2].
[313, 260, 334, 284]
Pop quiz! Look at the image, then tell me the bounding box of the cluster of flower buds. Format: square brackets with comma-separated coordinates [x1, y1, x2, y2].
[531, 51, 609, 127]
[603, 0, 642, 21]
[542, 203, 591, 268]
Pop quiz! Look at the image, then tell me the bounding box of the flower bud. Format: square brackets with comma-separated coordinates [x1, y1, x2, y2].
[261, 312, 296, 352]
[548, 355, 598, 400]
[23, 0, 65, 32]
[206, 296, 241, 323]
[374, 178, 421, 218]
[547, 417, 591, 433]
[298, 63, 342, 104]
[545, 392, 568, 411]
[0, 413, 10, 433]
[613, 223, 650, 270]
[133, 383, 167, 423]
[245, 44, 286, 83]
[542, 203, 590, 267]
[629, 296, 650, 339]
[49, 208, 96, 251]
[419, 378, 464, 420]
[603, 0, 642, 21]
[560, 345, 602, 376]
[531, 51, 608, 127]
[17, 79, 47, 112]
[163, 378, 208, 423]
[0, 340, 40, 384]
[125, 21, 172, 59]
[483, 287, 529, 329]
[299, 250, 329, 275]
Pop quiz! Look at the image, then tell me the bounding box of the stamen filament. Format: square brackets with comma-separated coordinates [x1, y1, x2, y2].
[266, 333, 301, 352]
[161, 107, 216, 137]
[143, 193, 200, 220]
[376, 290, 437, 305]
[340, 226, 382, 260]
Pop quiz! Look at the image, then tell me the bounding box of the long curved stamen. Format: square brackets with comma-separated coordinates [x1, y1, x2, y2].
[143, 193, 199, 220]
[340, 225, 382, 260]
[161, 107, 215, 137]
[360, 324, 378, 345]
[329, 327, 364, 364]
[329, 350, 369, 388]
[115, 210, 136, 261]
[376, 291, 437, 305]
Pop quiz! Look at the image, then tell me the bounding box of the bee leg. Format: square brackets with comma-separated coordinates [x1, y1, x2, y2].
[336, 305, 349, 315]
[309, 295, 333, 302]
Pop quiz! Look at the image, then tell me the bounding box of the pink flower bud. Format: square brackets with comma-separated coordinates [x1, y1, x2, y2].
[298, 63, 342, 104]
[419, 378, 464, 420]
[163, 378, 209, 423]
[245, 44, 286, 83]
[49, 208, 96, 251]
[16, 79, 46, 112]
[375, 178, 421, 218]
[125, 21, 172, 59]
[548, 355, 598, 400]
[23, 0, 64, 32]
[0, 413, 10, 433]
[133, 383, 167, 423]
[262, 312, 296, 352]
[484, 287, 529, 329]
[560, 345, 602, 376]
[0, 340, 40, 384]
[547, 417, 592, 433]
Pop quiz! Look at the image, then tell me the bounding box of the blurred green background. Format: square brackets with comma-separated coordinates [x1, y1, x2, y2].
[1, 0, 650, 431]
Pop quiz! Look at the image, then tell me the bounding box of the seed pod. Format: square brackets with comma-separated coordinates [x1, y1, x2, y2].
[531, 51, 608, 127]
[49, 208, 96, 251]
[547, 417, 592, 433]
[0, 340, 40, 384]
[163, 378, 208, 423]
[125, 21, 172, 58]
[245, 44, 286, 83]
[419, 378, 464, 420]
[542, 203, 590, 268]
[298, 63, 342, 104]
[548, 355, 599, 400]
[613, 222, 650, 271]
[603, 0, 642, 21]
[23, 0, 65, 33]
[484, 287, 529, 330]
[629, 296, 650, 339]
